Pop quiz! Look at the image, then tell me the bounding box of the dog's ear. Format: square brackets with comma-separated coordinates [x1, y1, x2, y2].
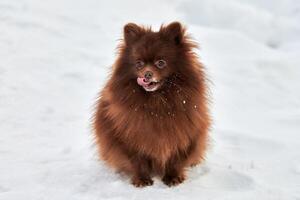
[162, 22, 185, 45]
[124, 23, 144, 44]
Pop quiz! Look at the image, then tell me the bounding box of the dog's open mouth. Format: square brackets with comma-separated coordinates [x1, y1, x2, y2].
[137, 77, 162, 92]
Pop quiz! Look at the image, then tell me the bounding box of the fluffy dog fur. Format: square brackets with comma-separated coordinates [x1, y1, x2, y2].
[93, 22, 211, 187]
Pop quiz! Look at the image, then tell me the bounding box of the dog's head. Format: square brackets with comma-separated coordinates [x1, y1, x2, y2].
[120, 22, 189, 92]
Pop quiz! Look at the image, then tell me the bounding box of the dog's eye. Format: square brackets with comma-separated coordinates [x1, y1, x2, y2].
[135, 60, 144, 69]
[155, 60, 167, 69]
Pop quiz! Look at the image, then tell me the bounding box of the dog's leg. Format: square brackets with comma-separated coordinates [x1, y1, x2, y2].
[162, 156, 186, 187]
[162, 140, 197, 186]
[131, 156, 153, 187]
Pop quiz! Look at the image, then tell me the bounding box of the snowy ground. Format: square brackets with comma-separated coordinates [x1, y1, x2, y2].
[0, 0, 300, 199]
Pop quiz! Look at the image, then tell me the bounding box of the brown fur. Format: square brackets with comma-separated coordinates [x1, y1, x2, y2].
[93, 22, 211, 187]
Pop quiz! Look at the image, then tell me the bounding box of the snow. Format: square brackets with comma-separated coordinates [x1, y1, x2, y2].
[0, 0, 299, 199]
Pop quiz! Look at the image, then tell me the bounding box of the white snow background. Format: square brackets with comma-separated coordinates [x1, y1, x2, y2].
[0, 0, 300, 199]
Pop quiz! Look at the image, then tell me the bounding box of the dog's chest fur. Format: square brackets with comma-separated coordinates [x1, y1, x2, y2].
[105, 91, 201, 164]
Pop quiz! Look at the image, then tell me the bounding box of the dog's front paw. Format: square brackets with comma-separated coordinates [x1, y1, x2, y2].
[162, 174, 185, 187]
[131, 176, 153, 187]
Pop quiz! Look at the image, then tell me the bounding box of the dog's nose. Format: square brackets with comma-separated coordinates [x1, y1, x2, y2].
[144, 71, 153, 80]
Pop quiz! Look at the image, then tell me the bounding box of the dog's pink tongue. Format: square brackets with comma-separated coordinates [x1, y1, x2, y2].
[137, 77, 150, 87]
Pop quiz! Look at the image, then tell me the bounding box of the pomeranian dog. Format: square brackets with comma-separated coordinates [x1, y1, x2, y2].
[93, 22, 211, 187]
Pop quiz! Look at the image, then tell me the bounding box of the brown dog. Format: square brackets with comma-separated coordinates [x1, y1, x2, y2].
[93, 22, 211, 187]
